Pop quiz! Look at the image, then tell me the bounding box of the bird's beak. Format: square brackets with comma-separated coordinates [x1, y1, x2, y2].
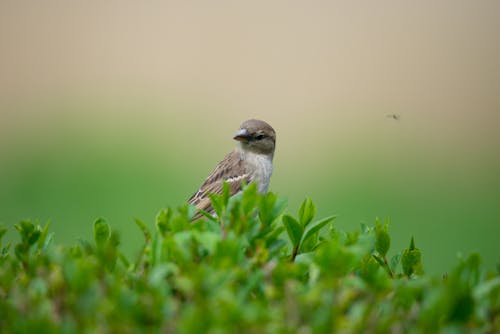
[233, 128, 250, 142]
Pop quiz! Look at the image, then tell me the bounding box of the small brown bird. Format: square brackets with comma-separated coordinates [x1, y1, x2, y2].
[188, 119, 276, 219]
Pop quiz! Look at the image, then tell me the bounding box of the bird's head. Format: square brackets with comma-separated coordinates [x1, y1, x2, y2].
[233, 119, 276, 156]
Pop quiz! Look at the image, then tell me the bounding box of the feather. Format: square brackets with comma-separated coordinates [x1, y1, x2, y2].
[188, 150, 251, 220]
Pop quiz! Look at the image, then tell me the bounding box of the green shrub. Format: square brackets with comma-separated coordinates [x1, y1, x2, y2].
[0, 184, 498, 333]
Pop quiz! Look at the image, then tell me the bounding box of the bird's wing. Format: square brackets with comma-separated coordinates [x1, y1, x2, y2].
[188, 150, 250, 220]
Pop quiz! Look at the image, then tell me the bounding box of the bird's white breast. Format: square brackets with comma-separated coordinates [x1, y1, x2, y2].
[243, 151, 273, 193]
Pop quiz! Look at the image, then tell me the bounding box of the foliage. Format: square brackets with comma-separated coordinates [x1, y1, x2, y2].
[0, 184, 498, 333]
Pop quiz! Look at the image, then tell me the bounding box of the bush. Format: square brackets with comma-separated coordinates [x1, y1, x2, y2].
[0, 184, 498, 333]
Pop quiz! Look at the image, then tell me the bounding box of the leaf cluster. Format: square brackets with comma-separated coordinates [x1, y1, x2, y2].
[0, 185, 498, 333]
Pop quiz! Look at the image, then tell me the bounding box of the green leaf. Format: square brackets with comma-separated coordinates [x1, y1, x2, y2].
[221, 181, 231, 204]
[300, 231, 318, 253]
[118, 252, 130, 268]
[301, 215, 336, 249]
[298, 198, 316, 227]
[389, 253, 401, 273]
[262, 225, 286, 253]
[78, 238, 93, 254]
[209, 182, 232, 218]
[402, 237, 423, 277]
[0, 243, 10, 265]
[194, 231, 221, 255]
[134, 218, 151, 244]
[156, 208, 172, 236]
[28, 230, 41, 246]
[37, 221, 51, 250]
[150, 232, 159, 267]
[15, 220, 41, 246]
[209, 193, 224, 217]
[282, 214, 303, 248]
[241, 182, 258, 215]
[375, 220, 391, 257]
[148, 263, 179, 287]
[474, 276, 500, 300]
[0, 224, 7, 243]
[94, 218, 110, 247]
[360, 223, 369, 233]
[258, 192, 287, 226]
[41, 233, 54, 253]
[14, 221, 29, 235]
[373, 254, 385, 267]
[197, 209, 218, 222]
[170, 205, 193, 231]
[409, 236, 416, 250]
[14, 244, 25, 262]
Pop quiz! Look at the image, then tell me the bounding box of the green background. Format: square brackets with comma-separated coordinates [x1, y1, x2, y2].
[1, 1, 499, 273]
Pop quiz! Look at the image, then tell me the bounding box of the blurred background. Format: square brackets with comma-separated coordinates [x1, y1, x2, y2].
[1, 1, 499, 273]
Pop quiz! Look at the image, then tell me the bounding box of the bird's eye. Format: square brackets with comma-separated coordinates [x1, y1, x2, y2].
[255, 134, 265, 140]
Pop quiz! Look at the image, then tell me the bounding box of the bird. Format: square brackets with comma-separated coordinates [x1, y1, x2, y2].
[188, 119, 276, 220]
